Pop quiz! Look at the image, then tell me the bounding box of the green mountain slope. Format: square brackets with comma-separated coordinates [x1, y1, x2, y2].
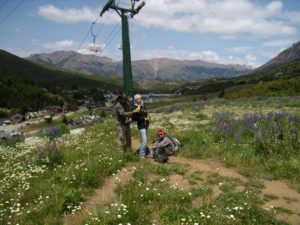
[225, 79, 300, 99]
[0, 49, 123, 90]
[178, 59, 300, 98]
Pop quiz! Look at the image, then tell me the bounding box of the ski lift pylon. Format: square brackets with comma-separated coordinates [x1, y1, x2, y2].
[89, 22, 103, 53]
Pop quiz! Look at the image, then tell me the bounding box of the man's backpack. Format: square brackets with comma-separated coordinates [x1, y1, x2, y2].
[153, 147, 168, 163]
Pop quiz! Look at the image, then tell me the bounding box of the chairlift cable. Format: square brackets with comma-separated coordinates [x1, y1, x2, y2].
[102, 25, 121, 51]
[75, 14, 100, 52]
[0, 0, 24, 25]
[78, 0, 120, 53]
[0, 0, 9, 11]
[102, 23, 120, 46]
[87, 24, 120, 66]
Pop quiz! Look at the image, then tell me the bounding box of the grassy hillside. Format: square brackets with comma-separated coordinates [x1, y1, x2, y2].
[225, 79, 300, 99]
[178, 59, 300, 98]
[1, 97, 300, 224]
[136, 80, 187, 93]
[235, 59, 300, 83]
[0, 77, 65, 113]
[0, 49, 123, 90]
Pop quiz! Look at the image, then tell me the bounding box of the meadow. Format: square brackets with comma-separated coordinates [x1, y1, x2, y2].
[1, 96, 300, 225]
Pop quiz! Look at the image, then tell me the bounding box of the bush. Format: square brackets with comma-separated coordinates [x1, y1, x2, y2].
[101, 110, 107, 118]
[195, 113, 208, 120]
[0, 108, 10, 117]
[62, 189, 83, 213]
[61, 114, 68, 124]
[36, 140, 64, 168]
[44, 115, 52, 123]
[60, 124, 70, 135]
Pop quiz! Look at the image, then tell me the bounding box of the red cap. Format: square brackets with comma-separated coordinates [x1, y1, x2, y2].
[156, 130, 165, 137]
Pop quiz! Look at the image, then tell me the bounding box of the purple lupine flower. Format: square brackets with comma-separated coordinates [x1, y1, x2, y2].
[231, 121, 238, 131]
[224, 124, 230, 142]
[290, 127, 297, 136]
[274, 112, 286, 120]
[48, 127, 62, 139]
[36, 145, 43, 160]
[53, 140, 59, 151]
[23, 158, 30, 167]
[45, 150, 49, 161]
[236, 128, 242, 146]
[248, 114, 257, 130]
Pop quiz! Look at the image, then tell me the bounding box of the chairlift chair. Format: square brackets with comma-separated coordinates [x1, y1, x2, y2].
[89, 44, 102, 52]
[89, 22, 103, 53]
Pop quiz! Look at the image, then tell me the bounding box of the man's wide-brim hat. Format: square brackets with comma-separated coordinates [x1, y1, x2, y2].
[117, 91, 129, 99]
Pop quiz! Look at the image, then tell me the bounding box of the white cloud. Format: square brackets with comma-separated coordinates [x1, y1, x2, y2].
[246, 54, 256, 61]
[38, 5, 94, 23]
[286, 11, 300, 24]
[265, 1, 283, 16]
[262, 39, 294, 47]
[189, 51, 220, 62]
[43, 39, 76, 50]
[167, 45, 175, 50]
[134, 0, 297, 38]
[256, 49, 279, 59]
[226, 46, 252, 53]
[130, 48, 260, 67]
[38, 4, 119, 24]
[31, 38, 38, 43]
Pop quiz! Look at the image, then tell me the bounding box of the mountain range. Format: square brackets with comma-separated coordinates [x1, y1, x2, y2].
[26, 51, 251, 81]
[235, 41, 300, 82]
[0, 49, 123, 90]
[1, 40, 299, 91]
[248, 41, 300, 74]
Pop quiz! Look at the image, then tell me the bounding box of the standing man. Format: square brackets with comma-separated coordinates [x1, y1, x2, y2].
[115, 92, 140, 152]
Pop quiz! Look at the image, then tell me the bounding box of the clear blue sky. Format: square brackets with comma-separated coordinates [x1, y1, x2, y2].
[0, 0, 299, 68]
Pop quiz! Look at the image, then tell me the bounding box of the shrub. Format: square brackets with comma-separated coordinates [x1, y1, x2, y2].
[195, 113, 208, 120]
[101, 110, 107, 118]
[61, 114, 68, 124]
[44, 115, 52, 123]
[62, 189, 83, 213]
[36, 140, 64, 168]
[60, 124, 70, 135]
[0, 108, 10, 117]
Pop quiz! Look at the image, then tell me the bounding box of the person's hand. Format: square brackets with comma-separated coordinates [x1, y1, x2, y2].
[150, 143, 156, 148]
[145, 116, 149, 121]
[132, 105, 141, 113]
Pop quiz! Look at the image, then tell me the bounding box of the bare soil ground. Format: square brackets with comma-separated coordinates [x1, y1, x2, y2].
[64, 162, 139, 225]
[65, 138, 300, 225]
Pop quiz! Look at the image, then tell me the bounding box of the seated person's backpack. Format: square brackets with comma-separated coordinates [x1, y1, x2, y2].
[153, 147, 168, 163]
[166, 134, 181, 153]
[172, 137, 181, 152]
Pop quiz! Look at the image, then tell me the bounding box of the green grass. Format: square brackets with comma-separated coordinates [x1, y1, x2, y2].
[1, 96, 300, 225]
[82, 161, 288, 225]
[0, 118, 138, 224]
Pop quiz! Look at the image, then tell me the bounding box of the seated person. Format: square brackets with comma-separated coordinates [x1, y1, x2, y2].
[153, 130, 176, 156]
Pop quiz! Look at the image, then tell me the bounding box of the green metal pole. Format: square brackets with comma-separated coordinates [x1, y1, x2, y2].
[121, 10, 133, 98]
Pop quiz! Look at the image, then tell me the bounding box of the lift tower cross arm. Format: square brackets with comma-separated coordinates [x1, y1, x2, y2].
[100, 0, 146, 98]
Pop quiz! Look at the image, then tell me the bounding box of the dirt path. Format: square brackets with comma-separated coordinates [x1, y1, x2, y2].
[262, 181, 300, 224]
[64, 162, 138, 225]
[66, 138, 300, 225]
